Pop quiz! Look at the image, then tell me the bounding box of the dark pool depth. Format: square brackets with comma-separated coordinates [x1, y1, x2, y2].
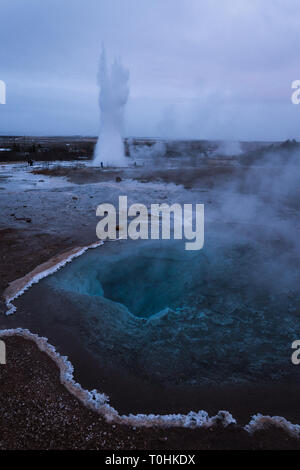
[4, 229, 300, 418]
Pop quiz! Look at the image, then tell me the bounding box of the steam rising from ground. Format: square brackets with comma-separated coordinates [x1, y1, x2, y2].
[93, 47, 129, 167]
[213, 141, 243, 157]
[128, 139, 166, 160]
[211, 143, 300, 295]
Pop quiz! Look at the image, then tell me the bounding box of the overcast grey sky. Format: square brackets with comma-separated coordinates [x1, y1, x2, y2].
[0, 0, 299, 140]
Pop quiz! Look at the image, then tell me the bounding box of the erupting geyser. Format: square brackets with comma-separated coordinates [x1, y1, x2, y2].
[93, 46, 129, 167]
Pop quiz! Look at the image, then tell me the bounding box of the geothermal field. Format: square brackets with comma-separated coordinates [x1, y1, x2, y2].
[0, 137, 300, 449]
[2, 0, 300, 453]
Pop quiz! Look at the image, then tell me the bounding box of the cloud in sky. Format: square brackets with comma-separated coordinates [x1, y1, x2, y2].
[0, 0, 300, 140]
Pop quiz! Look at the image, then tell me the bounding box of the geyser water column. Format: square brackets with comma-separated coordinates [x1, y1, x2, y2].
[93, 47, 129, 166]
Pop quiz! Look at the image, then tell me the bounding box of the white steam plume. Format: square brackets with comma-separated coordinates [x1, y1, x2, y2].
[93, 46, 129, 167]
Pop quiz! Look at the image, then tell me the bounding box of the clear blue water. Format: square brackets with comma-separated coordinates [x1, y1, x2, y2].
[42, 234, 300, 387]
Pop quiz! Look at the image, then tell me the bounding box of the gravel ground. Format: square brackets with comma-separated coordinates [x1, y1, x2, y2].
[1, 335, 300, 450]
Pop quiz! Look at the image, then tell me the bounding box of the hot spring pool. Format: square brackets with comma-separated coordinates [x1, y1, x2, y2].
[12, 232, 300, 398]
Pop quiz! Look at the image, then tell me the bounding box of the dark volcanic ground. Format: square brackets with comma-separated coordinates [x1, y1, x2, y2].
[1, 335, 300, 450]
